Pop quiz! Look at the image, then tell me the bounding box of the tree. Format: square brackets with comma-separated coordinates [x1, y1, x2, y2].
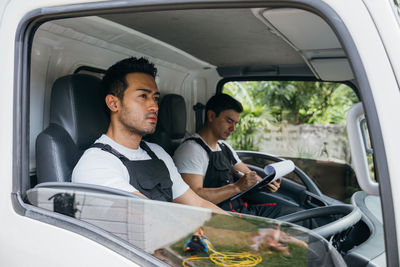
[224, 82, 276, 150]
[223, 81, 358, 150]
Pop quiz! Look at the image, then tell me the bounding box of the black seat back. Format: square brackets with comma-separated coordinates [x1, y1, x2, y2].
[36, 74, 109, 183]
[147, 94, 187, 155]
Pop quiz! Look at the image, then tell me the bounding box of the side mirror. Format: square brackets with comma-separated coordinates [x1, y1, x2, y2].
[346, 103, 378, 195]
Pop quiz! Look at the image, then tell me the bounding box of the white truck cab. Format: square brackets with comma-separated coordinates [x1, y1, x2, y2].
[1, 0, 400, 266]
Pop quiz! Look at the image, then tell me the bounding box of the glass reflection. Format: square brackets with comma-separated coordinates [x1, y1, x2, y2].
[26, 187, 344, 266]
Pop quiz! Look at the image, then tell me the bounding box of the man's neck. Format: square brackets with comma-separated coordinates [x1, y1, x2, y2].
[106, 124, 142, 150]
[198, 127, 219, 150]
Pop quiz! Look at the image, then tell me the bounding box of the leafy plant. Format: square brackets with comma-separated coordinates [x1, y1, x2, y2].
[224, 83, 277, 151]
[222, 81, 359, 151]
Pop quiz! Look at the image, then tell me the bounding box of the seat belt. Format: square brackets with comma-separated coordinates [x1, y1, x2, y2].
[193, 102, 205, 132]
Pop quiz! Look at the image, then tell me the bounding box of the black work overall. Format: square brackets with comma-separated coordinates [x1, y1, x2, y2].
[186, 137, 281, 218]
[91, 141, 173, 202]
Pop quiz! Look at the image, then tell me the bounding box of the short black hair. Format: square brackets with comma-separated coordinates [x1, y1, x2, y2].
[102, 57, 157, 100]
[205, 93, 243, 121]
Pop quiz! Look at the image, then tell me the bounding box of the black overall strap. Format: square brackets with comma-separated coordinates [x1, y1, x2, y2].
[91, 141, 173, 202]
[185, 137, 237, 163]
[219, 142, 239, 165]
[91, 141, 158, 160]
[184, 137, 212, 154]
[91, 143, 129, 161]
[139, 141, 159, 160]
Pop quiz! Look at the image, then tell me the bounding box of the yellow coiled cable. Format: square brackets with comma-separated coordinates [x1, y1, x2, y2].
[182, 238, 262, 267]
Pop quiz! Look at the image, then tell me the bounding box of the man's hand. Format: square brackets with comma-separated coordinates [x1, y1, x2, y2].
[234, 171, 261, 192]
[264, 178, 282, 193]
[233, 162, 283, 194]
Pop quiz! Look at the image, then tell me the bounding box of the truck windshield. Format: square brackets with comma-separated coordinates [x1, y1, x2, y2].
[26, 187, 343, 266]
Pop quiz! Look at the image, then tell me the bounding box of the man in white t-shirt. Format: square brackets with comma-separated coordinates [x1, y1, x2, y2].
[72, 57, 220, 211]
[173, 94, 282, 217]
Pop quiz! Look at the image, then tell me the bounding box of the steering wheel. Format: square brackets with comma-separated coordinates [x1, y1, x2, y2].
[277, 204, 362, 238]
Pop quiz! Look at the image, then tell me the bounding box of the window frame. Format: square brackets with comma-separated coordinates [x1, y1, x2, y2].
[12, 0, 397, 265]
[391, 0, 400, 26]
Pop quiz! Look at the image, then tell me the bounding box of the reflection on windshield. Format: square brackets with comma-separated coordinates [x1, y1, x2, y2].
[26, 188, 344, 266]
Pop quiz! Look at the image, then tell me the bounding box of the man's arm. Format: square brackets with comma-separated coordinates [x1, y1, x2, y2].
[181, 171, 260, 204]
[233, 162, 281, 193]
[173, 188, 224, 212]
[135, 187, 225, 213]
[132, 191, 147, 198]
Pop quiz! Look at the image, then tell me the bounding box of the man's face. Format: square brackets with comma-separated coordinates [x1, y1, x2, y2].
[116, 73, 160, 136]
[209, 109, 240, 140]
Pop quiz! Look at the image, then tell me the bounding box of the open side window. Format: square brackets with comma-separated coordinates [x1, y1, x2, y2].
[12, 1, 394, 266]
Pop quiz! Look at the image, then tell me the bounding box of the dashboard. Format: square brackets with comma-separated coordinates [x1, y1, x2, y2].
[342, 191, 385, 266]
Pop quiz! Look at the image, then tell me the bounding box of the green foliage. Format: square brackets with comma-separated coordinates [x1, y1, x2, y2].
[224, 82, 277, 151]
[227, 105, 276, 151]
[223, 81, 358, 151]
[300, 83, 359, 124]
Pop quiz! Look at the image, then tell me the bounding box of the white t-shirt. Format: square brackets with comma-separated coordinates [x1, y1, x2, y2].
[72, 134, 189, 199]
[173, 134, 241, 176]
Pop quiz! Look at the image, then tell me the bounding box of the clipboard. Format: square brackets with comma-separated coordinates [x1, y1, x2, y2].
[230, 160, 295, 201]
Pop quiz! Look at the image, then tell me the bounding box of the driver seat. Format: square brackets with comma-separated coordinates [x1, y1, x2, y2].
[146, 94, 187, 156]
[35, 74, 109, 184]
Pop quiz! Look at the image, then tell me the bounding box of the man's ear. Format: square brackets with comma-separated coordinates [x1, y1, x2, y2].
[105, 94, 120, 112]
[207, 110, 216, 123]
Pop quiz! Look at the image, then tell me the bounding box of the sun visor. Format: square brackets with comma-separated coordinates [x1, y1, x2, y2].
[253, 8, 354, 81]
[261, 8, 340, 50]
[310, 58, 354, 81]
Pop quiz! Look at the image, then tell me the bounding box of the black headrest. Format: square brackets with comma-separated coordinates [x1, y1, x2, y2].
[49, 74, 109, 148]
[158, 94, 186, 139]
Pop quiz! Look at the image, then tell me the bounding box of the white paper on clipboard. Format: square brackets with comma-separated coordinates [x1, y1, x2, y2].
[230, 160, 295, 201]
[263, 160, 295, 184]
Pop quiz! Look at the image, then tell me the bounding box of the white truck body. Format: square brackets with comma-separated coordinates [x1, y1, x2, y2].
[1, 0, 399, 266]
